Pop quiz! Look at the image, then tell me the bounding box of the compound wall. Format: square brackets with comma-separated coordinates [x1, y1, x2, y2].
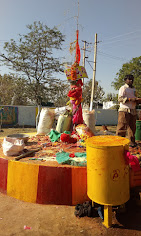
[0, 105, 119, 127]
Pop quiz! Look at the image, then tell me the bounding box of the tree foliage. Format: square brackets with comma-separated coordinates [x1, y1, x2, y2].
[82, 79, 105, 107]
[112, 56, 141, 97]
[31, 79, 69, 107]
[48, 80, 69, 107]
[0, 21, 65, 104]
[103, 93, 118, 102]
[0, 74, 69, 106]
[0, 74, 29, 105]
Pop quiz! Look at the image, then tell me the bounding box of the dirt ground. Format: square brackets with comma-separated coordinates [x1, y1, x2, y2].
[0, 125, 117, 137]
[0, 127, 37, 137]
[0, 191, 141, 236]
[0, 126, 141, 236]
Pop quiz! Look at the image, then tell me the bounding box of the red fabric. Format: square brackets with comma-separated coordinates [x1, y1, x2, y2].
[67, 86, 82, 100]
[71, 131, 76, 135]
[60, 133, 70, 142]
[124, 150, 141, 172]
[69, 153, 75, 158]
[60, 133, 77, 144]
[75, 30, 80, 64]
[70, 101, 83, 125]
[76, 79, 83, 87]
[69, 137, 77, 143]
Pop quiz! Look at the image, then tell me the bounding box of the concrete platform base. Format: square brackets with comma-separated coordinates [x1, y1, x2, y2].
[0, 133, 89, 205]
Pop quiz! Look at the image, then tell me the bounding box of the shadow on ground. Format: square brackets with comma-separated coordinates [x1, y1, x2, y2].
[113, 201, 141, 231]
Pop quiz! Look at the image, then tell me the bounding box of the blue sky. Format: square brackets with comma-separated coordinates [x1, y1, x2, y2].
[0, 0, 141, 96]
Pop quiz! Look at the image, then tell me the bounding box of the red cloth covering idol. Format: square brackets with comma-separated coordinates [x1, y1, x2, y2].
[65, 30, 88, 127]
[71, 101, 83, 125]
[67, 84, 83, 126]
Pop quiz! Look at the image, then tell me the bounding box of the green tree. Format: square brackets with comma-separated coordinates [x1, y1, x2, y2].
[0, 74, 29, 105]
[48, 80, 69, 107]
[0, 21, 65, 105]
[0, 74, 14, 105]
[83, 79, 105, 107]
[0, 74, 69, 106]
[112, 56, 141, 97]
[29, 79, 69, 107]
[103, 93, 118, 102]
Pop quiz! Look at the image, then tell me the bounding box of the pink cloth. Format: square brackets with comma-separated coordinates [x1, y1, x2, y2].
[124, 150, 140, 171]
[70, 101, 83, 125]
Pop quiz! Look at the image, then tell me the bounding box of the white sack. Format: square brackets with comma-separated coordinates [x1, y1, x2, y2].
[83, 110, 96, 134]
[37, 108, 55, 135]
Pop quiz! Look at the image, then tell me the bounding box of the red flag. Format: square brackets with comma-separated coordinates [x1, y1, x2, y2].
[75, 30, 80, 64]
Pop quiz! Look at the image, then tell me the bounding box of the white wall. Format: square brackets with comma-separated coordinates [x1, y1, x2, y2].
[17, 106, 119, 126]
[18, 106, 36, 126]
[103, 101, 117, 109]
[0, 105, 123, 126]
[94, 109, 118, 125]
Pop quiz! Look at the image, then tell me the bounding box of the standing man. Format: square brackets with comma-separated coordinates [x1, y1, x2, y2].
[116, 74, 140, 147]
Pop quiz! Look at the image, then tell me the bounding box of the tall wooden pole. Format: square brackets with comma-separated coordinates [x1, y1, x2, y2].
[90, 33, 97, 111]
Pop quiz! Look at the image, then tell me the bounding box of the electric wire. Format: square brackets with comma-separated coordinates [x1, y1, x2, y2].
[98, 51, 127, 62]
[102, 29, 141, 42]
[101, 33, 141, 46]
[1, 2, 140, 76]
[86, 60, 93, 71]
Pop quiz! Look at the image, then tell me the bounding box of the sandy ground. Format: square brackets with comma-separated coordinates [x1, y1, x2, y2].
[0, 126, 117, 137]
[0, 127, 37, 138]
[0, 193, 141, 236]
[0, 126, 141, 236]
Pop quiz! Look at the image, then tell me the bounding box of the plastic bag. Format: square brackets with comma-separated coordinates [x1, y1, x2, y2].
[2, 137, 25, 156]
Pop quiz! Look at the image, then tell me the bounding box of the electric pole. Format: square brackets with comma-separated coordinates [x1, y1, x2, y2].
[82, 40, 86, 68]
[90, 33, 97, 111]
[82, 40, 86, 87]
[82, 40, 91, 86]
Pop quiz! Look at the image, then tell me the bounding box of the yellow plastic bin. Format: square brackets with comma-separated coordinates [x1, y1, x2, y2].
[86, 135, 130, 206]
[86, 135, 130, 228]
